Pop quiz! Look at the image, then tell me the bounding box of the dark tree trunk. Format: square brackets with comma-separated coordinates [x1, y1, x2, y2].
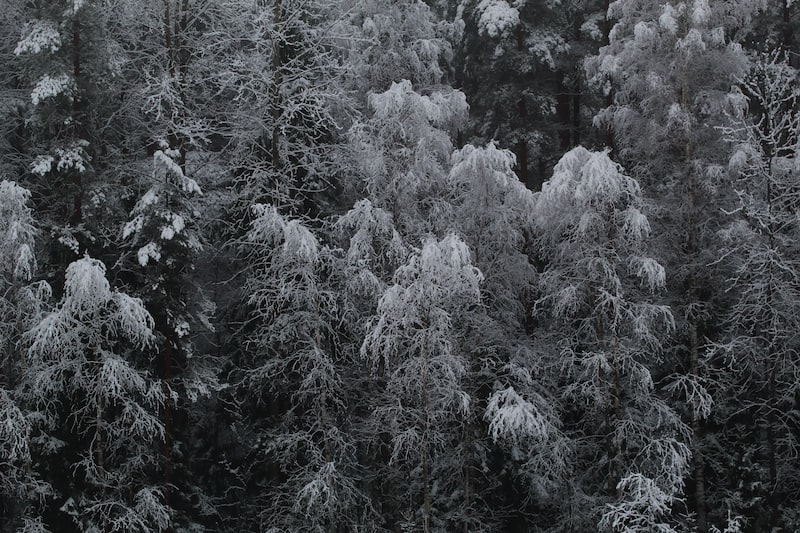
[556, 70, 571, 152]
[71, 15, 82, 224]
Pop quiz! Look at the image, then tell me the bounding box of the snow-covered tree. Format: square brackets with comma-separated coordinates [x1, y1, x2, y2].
[533, 147, 690, 531]
[23, 255, 169, 533]
[585, 2, 764, 528]
[709, 52, 800, 530]
[457, 0, 608, 188]
[120, 140, 217, 529]
[447, 142, 535, 328]
[350, 79, 467, 240]
[0, 180, 48, 531]
[219, 0, 353, 215]
[11, 0, 121, 235]
[446, 143, 570, 525]
[361, 233, 483, 531]
[342, 0, 460, 96]
[237, 204, 367, 531]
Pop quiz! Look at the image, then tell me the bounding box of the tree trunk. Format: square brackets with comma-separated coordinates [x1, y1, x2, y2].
[782, 0, 797, 67]
[71, 14, 82, 224]
[422, 405, 431, 533]
[272, 0, 283, 171]
[556, 70, 571, 152]
[516, 99, 529, 189]
[685, 123, 707, 533]
[765, 158, 778, 526]
[602, 0, 615, 154]
[572, 77, 581, 147]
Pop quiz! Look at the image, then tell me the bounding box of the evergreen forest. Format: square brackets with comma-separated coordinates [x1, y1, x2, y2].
[1, 1, 800, 531]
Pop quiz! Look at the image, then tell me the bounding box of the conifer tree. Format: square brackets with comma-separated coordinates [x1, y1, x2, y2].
[239, 204, 367, 531]
[0, 180, 48, 531]
[534, 147, 690, 531]
[362, 233, 483, 532]
[586, 2, 762, 528]
[23, 255, 169, 533]
[711, 53, 800, 530]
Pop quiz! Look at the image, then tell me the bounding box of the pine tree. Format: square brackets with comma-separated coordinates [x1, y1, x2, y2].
[23, 255, 169, 532]
[585, 2, 762, 528]
[533, 147, 690, 531]
[710, 52, 800, 530]
[448, 143, 568, 529]
[238, 204, 367, 531]
[0, 180, 48, 532]
[361, 233, 483, 532]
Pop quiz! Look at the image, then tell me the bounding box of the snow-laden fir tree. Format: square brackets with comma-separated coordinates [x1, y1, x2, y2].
[585, 2, 764, 528]
[341, 0, 460, 96]
[533, 147, 690, 531]
[238, 204, 367, 532]
[349, 79, 467, 240]
[361, 233, 483, 532]
[447, 143, 569, 527]
[12, 0, 106, 232]
[22, 255, 169, 533]
[709, 52, 800, 531]
[121, 140, 219, 532]
[0, 180, 50, 531]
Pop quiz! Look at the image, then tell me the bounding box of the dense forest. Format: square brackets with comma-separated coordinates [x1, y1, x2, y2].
[1, 0, 799, 531]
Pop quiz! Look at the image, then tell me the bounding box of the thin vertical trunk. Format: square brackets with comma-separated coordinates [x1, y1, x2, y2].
[556, 70, 571, 152]
[515, 26, 530, 189]
[161, 2, 176, 508]
[95, 393, 104, 477]
[272, 0, 283, 171]
[463, 424, 472, 533]
[516, 100, 529, 188]
[765, 157, 778, 525]
[606, 205, 623, 495]
[684, 86, 707, 530]
[71, 15, 82, 224]
[164, 0, 173, 71]
[572, 77, 581, 147]
[422, 377, 431, 533]
[602, 0, 615, 154]
[178, 0, 190, 172]
[162, 341, 173, 507]
[782, 0, 794, 61]
[516, 138, 529, 188]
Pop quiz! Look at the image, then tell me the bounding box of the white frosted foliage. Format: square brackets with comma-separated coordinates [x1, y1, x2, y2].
[15, 20, 62, 55]
[600, 474, 676, 532]
[659, 5, 678, 34]
[62, 256, 112, 317]
[31, 156, 54, 176]
[537, 146, 644, 231]
[27, 255, 156, 360]
[337, 199, 406, 267]
[0, 180, 38, 281]
[692, 0, 711, 26]
[124, 146, 202, 266]
[485, 386, 550, 444]
[0, 388, 30, 465]
[283, 220, 319, 263]
[31, 74, 72, 105]
[368, 80, 468, 130]
[476, 0, 520, 38]
[535, 146, 685, 529]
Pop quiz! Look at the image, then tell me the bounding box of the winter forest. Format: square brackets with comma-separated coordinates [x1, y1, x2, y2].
[2, 0, 800, 532]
